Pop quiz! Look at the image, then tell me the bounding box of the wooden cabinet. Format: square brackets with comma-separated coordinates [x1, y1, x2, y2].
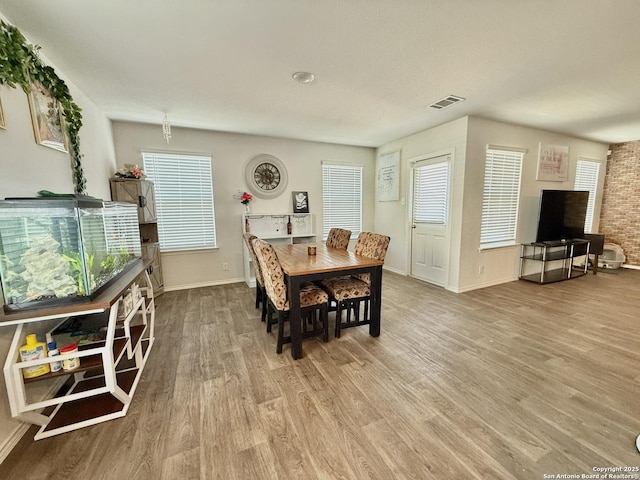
[519, 239, 590, 284]
[0, 260, 155, 440]
[142, 242, 163, 292]
[242, 213, 316, 287]
[111, 178, 164, 294]
[110, 178, 156, 223]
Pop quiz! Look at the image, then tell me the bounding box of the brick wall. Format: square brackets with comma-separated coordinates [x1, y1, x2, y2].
[599, 141, 640, 266]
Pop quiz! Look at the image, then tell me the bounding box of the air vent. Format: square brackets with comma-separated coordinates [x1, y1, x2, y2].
[428, 95, 465, 110]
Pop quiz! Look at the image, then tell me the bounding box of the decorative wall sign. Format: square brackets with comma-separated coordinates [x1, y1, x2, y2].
[537, 143, 569, 181]
[377, 151, 400, 201]
[28, 81, 68, 152]
[292, 191, 309, 213]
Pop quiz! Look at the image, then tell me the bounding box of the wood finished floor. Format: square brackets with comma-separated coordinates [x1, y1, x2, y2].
[2, 269, 640, 479]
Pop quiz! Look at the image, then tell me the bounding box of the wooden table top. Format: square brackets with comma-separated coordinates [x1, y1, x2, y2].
[273, 243, 383, 276]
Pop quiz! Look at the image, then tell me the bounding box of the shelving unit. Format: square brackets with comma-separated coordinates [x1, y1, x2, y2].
[242, 213, 316, 287]
[110, 178, 164, 295]
[0, 259, 155, 440]
[519, 239, 590, 284]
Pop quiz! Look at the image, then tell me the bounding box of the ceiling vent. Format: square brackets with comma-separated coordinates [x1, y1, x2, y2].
[428, 95, 465, 110]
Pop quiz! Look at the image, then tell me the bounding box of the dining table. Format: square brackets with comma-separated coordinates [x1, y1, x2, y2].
[272, 243, 385, 360]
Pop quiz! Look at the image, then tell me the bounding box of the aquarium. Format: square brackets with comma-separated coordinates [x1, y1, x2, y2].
[0, 198, 141, 312]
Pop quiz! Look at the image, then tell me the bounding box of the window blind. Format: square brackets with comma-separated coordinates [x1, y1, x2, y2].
[412, 160, 449, 224]
[322, 164, 362, 240]
[574, 159, 600, 234]
[480, 148, 524, 246]
[142, 152, 216, 251]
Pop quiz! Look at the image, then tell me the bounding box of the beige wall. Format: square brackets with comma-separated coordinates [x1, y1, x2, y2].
[111, 121, 376, 290]
[0, 48, 117, 459]
[375, 116, 608, 293]
[600, 141, 640, 266]
[461, 117, 607, 292]
[374, 117, 469, 287]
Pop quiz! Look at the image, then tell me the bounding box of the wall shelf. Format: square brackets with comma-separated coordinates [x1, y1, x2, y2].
[242, 213, 316, 287]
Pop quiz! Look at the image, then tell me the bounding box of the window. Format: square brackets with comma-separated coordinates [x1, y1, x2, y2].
[322, 163, 362, 240]
[142, 152, 216, 251]
[480, 146, 524, 248]
[412, 160, 449, 225]
[574, 159, 600, 233]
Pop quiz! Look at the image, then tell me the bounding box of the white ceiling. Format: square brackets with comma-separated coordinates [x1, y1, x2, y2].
[2, 0, 640, 147]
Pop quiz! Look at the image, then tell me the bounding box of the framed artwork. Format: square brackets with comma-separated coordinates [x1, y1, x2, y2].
[377, 151, 400, 201]
[27, 81, 68, 152]
[537, 143, 569, 181]
[292, 191, 309, 213]
[0, 88, 5, 129]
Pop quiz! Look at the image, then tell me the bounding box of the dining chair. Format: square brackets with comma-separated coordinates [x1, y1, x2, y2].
[243, 233, 268, 323]
[320, 232, 390, 338]
[252, 238, 329, 353]
[325, 227, 352, 250]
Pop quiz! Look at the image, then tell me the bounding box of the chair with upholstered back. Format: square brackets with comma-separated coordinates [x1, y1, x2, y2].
[243, 233, 268, 322]
[320, 232, 390, 338]
[326, 227, 352, 250]
[351, 231, 390, 284]
[252, 238, 329, 353]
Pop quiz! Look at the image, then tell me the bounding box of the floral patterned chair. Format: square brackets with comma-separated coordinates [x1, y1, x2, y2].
[252, 238, 329, 353]
[320, 232, 390, 338]
[325, 227, 352, 250]
[243, 233, 268, 323]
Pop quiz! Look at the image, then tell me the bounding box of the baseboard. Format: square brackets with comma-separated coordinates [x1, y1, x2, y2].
[0, 376, 67, 464]
[383, 265, 406, 275]
[450, 276, 518, 293]
[0, 422, 30, 464]
[164, 277, 245, 292]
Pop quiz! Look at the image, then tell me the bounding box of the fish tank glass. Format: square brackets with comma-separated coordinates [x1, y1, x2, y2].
[0, 198, 142, 312]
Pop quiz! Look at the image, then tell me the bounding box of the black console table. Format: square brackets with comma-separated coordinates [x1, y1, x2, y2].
[519, 239, 590, 284]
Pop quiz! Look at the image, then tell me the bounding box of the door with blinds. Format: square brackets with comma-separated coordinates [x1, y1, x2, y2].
[410, 154, 451, 287]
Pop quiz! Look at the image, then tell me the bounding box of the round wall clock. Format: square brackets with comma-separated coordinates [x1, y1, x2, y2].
[244, 153, 288, 199]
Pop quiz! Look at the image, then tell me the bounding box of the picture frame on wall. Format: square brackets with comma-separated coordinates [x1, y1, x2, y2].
[537, 143, 569, 181]
[27, 81, 68, 152]
[292, 191, 309, 213]
[0, 88, 6, 129]
[377, 151, 400, 201]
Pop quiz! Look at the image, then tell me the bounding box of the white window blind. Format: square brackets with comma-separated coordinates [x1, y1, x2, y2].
[412, 160, 449, 224]
[574, 159, 600, 234]
[480, 148, 524, 247]
[142, 152, 216, 251]
[322, 163, 362, 240]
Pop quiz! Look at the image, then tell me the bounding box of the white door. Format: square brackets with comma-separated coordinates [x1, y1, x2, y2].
[410, 155, 451, 287]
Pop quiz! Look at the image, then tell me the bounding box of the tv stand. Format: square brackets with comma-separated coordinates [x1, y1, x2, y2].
[519, 239, 590, 284]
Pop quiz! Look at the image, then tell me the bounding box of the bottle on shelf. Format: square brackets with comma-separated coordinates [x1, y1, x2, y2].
[19, 334, 50, 379]
[245, 217, 250, 233]
[47, 341, 63, 373]
[287, 215, 292, 235]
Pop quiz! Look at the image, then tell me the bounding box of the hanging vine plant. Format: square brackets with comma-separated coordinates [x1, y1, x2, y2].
[0, 20, 86, 193]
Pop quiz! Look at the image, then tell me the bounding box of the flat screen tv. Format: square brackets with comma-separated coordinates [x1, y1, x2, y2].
[535, 190, 589, 243]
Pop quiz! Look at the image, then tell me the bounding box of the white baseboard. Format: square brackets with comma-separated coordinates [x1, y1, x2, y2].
[164, 277, 245, 292]
[0, 422, 30, 464]
[383, 265, 406, 275]
[0, 376, 67, 464]
[450, 276, 518, 293]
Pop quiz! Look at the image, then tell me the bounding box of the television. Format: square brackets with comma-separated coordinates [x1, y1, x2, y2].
[535, 190, 589, 243]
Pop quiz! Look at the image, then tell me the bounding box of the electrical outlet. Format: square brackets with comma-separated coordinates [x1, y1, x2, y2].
[478, 264, 484, 274]
[222, 262, 229, 271]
